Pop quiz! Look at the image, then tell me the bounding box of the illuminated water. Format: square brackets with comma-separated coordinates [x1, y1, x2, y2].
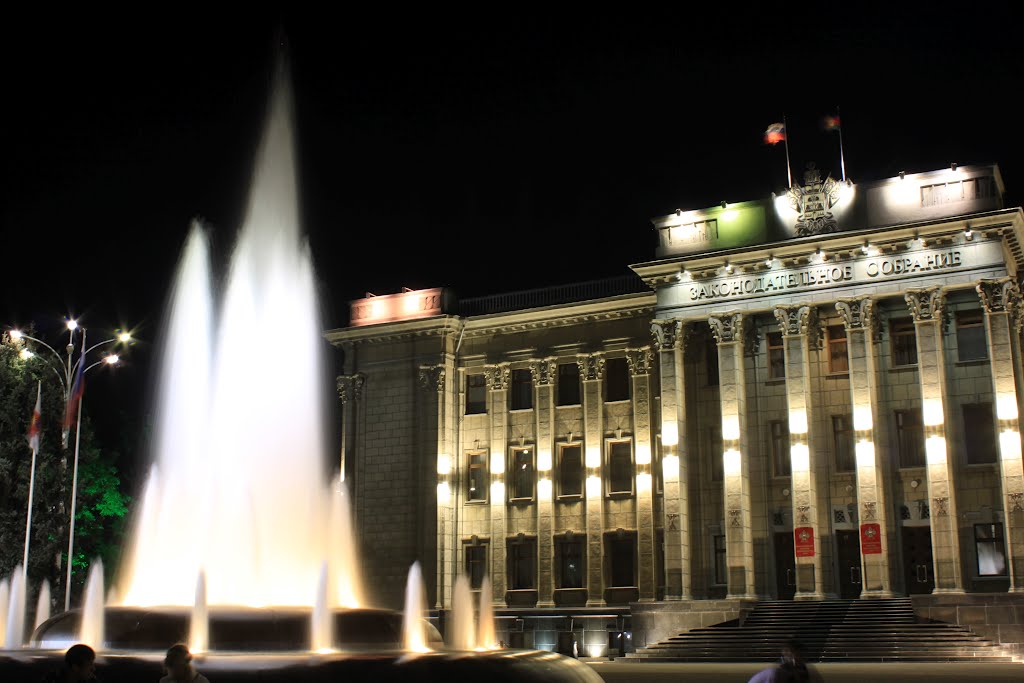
[0, 578, 8, 644]
[3, 567, 25, 649]
[34, 580, 50, 630]
[189, 571, 208, 653]
[448, 576, 475, 650]
[477, 576, 496, 650]
[117, 63, 362, 610]
[79, 561, 104, 649]
[401, 563, 429, 653]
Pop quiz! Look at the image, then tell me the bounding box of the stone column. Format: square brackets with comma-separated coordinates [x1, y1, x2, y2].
[836, 297, 894, 597]
[977, 279, 1024, 592]
[627, 346, 657, 602]
[774, 305, 826, 599]
[652, 319, 690, 600]
[531, 357, 558, 607]
[485, 362, 511, 605]
[709, 313, 756, 599]
[905, 287, 963, 593]
[420, 363, 454, 609]
[578, 352, 606, 606]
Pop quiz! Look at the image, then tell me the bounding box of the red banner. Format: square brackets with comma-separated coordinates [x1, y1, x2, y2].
[861, 523, 883, 555]
[794, 527, 815, 557]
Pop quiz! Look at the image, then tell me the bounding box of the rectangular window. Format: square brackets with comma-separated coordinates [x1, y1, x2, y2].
[896, 409, 925, 468]
[607, 440, 634, 494]
[828, 325, 849, 373]
[555, 537, 585, 589]
[713, 534, 727, 585]
[466, 374, 487, 414]
[770, 420, 790, 477]
[509, 368, 533, 410]
[604, 357, 630, 402]
[963, 403, 997, 465]
[558, 444, 583, 497]
[767, 331, 785, 379]
[507, 538, 537, 590]
[706, 338, 720, 386]
[465, 545, 487, 589]
[510, 447, 535, 500]
[956, 310, 987, 361]
[467, 452, 488, 502]
[608, 537, 637, 587]
[920, 176, 995, 207]
[709, 425, 723, 482]
[891, 318, 918, 367]
[975, 523, 1007, 576]
[557, 362, 581, 406]
[833, 414, 855, 472]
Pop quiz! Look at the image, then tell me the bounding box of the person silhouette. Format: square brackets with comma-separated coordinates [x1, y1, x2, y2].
[159, 644, 209, 683]
[42, 644, 97, 682]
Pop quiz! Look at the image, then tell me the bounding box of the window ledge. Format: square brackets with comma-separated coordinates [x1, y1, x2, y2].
[889, 364, 919, 372]
[604, 399, 632, 405]
[765, 378, 786, 386]
[825, 371, 850, 379]
[509, 497, 535, 506]
[606, 491, 635, 500]
[955, 358, 989, 366]
[465, 499, 489, 506]
[557, 494, 584, 503]
[465, 411, 488, 417]
[509, 408, 534, 414]
[965, 462, 998, 468]
[555, 403, 582, 409]
[898, 466, 926, 472]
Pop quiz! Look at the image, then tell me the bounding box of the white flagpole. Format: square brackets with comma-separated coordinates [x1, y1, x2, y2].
[783, 114, 793, 188]
[65, 328, 85, 611]
[23, 381, 42, 580]
[837, 106, 847, 182]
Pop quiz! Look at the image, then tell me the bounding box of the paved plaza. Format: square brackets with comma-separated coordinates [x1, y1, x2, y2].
[588, 660, 1022, 682]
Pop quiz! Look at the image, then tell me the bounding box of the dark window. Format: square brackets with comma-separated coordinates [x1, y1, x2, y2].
[507, 538, 537, 590]
[891, 318, 918, 366]
[709, 425, 723, 482]
[833, 414, 855, 472]
[828, 325, 849, 373]
[510, 368, 533, 410]
[608, 440, 633, 494]
[558, 444, 583, 497]
[957, 310, 987, 361]
[963, 403, 997, 465]
[556, 537, 585, 589]
[655, 435, 664, 494]
[706, 338, 720, 386]
[557, 362, 581, 406]
[605, 357, 630, 402]
[511, 447, 535, 499]
[975, 523, 1007, 576]
[896, 409, 925, 468]
[468, 452, 487, 502]
[608, 537, 636, 587]
[713, 535, 727, 585]
[465, 545, 487, 589]
[770, 420, 790, 477]
[768, 332, 785, 379]
[466, 374, 487, 414]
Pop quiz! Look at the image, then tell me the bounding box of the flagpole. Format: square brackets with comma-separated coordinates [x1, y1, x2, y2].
[64, 328, 85, 612]
[23, 381, 42, 581]
[783, 114, 793, 188]
[836, 105, 847, 182]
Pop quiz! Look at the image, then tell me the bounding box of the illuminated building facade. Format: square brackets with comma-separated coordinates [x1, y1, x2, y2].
[327, 163, 1024, 649]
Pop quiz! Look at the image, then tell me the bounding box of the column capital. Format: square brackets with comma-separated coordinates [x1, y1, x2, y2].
[836, 296, 875, 332]
[418, 365, 446, 393]
[904, 286, 946, 323]
[773, 304, 818, 338]
[651, 319, 680, 352]
[484, 362, 511, 390]
[576, 352, 605, 381]
[626, 347, 655, 376]
[708, 312, 744, 345]
[336, 373, 367, 404]
[976, 277, 1020, 315]
[528, 357, 558, 386]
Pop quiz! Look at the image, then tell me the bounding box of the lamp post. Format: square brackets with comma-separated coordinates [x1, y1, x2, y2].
[9, 320, 131, 611]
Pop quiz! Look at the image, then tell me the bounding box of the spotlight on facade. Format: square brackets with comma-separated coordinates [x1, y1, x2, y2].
[675, 208, 682, 216]
[899, 170, 906, 180]
[724, 261, 733, 274]
[720, 200, 727, 209]
[765, 256, 774, 268]
[951, 162, 958, 172]
[964, 227, 973, 240]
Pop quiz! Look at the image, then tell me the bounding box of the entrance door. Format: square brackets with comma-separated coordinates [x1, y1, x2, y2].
[774, 532, 796, 600]
[901, 526, 935, 594]
[836, 530, 863, 599]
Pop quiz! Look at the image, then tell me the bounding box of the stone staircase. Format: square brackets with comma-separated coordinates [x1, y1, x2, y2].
[627, 598, 1016, 662]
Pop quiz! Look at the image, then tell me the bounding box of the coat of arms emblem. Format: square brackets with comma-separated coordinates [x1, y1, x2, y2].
[786, 162, 843, 236]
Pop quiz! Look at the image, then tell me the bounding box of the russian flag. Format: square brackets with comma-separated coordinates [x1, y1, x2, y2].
[823, 115, 841, 131]
[28, 385, 42, 452]
[64, 357, 85, 431]
[764, 122, 786, 145]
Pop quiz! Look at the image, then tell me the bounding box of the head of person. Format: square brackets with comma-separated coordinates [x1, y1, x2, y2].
[164, 643, 193, 679]
[64, 644, 96, 680]
[781, 639, 803, 665]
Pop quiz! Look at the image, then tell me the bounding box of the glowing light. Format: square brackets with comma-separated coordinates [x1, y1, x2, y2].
[585, 475, 601, 497]
[923, 399, 944, 426]
[490, 481, 505, 502]
[855, 439, 875, 469]
[436, 482, 451, 506]
[788, 409, 808, 435]
[996, 394, 1019, 421]
[662, 423, 678, 447]
[635, 444, 651, 465]
[999, 430, 1022, 460]
[538, 478, 553, 500]
[66, 319, 79, 331]
[774, 194, 795, 215]
[853, 406, 873, 432]
[790, 443, 809, 472]
[9, 329, 23, 340]
[662, 454, 679, 480]
[925, 435, 947, 465]
[588, 644, 606, 658]
[721, 209, 738, 222]
[118, 332, 132, 343]
[315, 647, 336, 655]
[585, 447, 601, 468]
[437, 454, 451, 475]
[722, 415, 740, 442]
[491, 452, 504, 473]
[105, 354, 120, 365]
[723, 448, 741, 477]
[765, 256, 774, 268]
[20, 348, 34, 360]
[724, 261, 733, 274]
[636, 472, 652, 492]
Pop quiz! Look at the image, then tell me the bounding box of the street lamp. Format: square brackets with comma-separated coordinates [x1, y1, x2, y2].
[7, 320, 132, 611]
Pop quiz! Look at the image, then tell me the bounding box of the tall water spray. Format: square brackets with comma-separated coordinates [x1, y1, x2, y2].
[117, 61, 360, 608]
[189, 571, 208, 653]
[448, 576, 476, 651]
[311, 562, 333, 652]
[79, 560, 105, 649]
[34, 580, 51, 630]
[3, 567, 25, 649]
[478, 576, 497, 650]
[402, 563, 429, 653]
[0, 578, 8, 644]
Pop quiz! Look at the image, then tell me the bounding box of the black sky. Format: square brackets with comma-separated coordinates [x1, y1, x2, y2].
[2, 7, 1022, 474]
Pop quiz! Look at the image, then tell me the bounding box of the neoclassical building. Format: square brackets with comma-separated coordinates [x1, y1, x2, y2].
[326, 163, 1024, 648]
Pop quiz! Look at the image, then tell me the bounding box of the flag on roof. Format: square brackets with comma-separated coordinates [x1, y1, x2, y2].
[764, 122, 786, 145]
[823, 115, 841, 131]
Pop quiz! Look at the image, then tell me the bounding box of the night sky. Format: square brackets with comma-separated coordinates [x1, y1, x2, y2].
[3, 8, 1021, 480]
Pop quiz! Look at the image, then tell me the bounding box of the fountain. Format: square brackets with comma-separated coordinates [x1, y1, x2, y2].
[0, 53, 601, 683]
[34, 581, 50, 631]
[4, 567, 25, 650]
[477, 576, 497, 651]
[0, 577, 8, 644]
